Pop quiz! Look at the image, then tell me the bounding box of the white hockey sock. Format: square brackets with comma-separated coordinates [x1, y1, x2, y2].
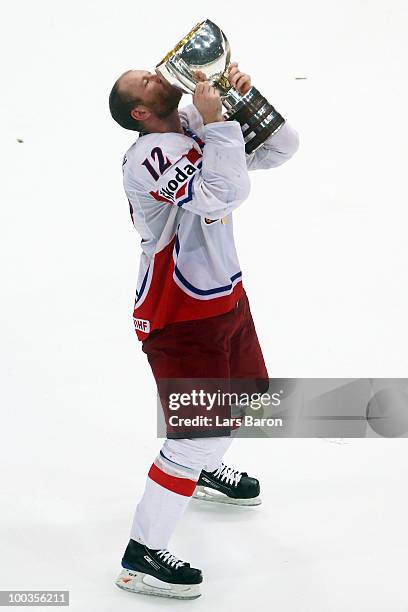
[202, 403, 244, 472]
[130, 450, 200, 550]
[130, 437, 234, 549]
[203, 436, 235, 472]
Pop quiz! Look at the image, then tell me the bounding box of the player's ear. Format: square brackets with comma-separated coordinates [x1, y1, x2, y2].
[131, 106, 151, 122]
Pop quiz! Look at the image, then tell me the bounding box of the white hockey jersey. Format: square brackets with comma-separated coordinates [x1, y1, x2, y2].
[122, 104, 299, 341]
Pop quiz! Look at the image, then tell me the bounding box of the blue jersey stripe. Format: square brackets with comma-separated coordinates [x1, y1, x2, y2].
[174, 235, 242, 296]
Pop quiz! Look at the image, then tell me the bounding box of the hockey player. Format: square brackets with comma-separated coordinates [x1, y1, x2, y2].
[109, 63, 299, 599]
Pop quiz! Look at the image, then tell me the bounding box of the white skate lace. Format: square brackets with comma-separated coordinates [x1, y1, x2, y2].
[212, 463, 243, 486]
[156, 550, 186, 569]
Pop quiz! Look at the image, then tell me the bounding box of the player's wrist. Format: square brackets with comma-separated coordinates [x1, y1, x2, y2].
[202, 113, 224, 125]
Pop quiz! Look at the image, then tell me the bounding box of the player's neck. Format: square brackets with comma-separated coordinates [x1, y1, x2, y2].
[146, 110, 183, 135]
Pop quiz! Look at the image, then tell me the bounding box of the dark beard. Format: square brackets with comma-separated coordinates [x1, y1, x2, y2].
[153, 85, 183, 119]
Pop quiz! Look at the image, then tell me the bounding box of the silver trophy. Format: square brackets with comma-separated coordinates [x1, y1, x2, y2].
[156, 19, 285, 154]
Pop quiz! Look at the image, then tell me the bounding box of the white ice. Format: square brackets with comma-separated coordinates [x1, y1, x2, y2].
[1, 0, 408, 610]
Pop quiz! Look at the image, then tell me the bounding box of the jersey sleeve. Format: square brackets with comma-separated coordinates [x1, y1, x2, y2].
[179, 103, 299, 172]
[245, 121, 300, 171]
[145, 121, 251, 220]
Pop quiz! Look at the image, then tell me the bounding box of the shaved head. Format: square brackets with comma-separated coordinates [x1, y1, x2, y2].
[109, 69, 182, 132]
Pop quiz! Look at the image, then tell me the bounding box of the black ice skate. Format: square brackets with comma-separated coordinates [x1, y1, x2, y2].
[193, 463, 261, 506]
[115, 539, 202, 600]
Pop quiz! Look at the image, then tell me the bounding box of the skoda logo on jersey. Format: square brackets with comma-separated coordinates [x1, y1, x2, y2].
[149, 146, 203, 207]
[158, 162, 198, 203]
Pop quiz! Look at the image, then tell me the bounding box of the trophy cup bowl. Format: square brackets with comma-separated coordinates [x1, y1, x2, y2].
[156, 20, 285, 154]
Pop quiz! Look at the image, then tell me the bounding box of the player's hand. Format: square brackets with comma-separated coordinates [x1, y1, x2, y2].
[227, 62, 252, 95]
[193, 81, 224, 125]
[193, 69, 208, 83]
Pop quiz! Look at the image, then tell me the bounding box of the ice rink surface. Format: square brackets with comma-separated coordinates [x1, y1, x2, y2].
[1, 0, 408, 610]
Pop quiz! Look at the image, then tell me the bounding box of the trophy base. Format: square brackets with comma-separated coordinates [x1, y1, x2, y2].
[223, 86, 285, 155]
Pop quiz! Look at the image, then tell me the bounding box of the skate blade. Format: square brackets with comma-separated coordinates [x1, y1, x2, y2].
[192, 485, 262, 506]
[115, 569, 201, 600]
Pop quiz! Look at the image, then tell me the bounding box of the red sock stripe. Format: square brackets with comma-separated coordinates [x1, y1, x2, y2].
[148, 462, 197, 497]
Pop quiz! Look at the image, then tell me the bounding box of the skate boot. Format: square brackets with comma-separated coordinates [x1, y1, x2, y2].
[193, 463, 261, 506]
[115, 539, 202, 600]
